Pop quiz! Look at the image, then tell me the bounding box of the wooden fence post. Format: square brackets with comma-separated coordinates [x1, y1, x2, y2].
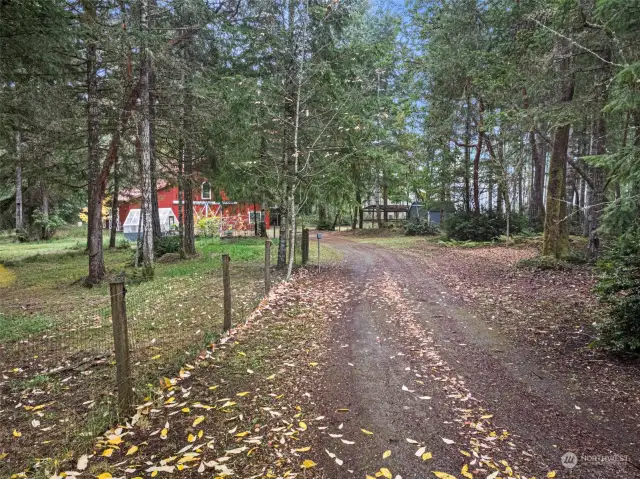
[222, 254, 231, 332]
[110, 280, 133, 415]
[302, 228, 309, 265]
[264, 240, 271, 294]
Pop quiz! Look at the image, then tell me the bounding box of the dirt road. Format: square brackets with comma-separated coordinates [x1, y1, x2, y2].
[308, 233, 639, 479]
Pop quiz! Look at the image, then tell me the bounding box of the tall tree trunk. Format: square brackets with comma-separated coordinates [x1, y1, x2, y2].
[542, 38, 574, 258]
[473, 99, 484, 215]
[40, 181, 49, 240]
[530, 129, 546, 226]
[109, 155, 119, 248]
[15, 158, 23, 233]
[356, 191, 363, 229]
[85, 4, 106, 284]
[463, 94, 472, 213]
[177, 141, 185, 258]
[375, 174, 382, 228]
[277, 199, 288, 268]
[149, 5, 161, 242]
[488, 172, 493, 213]
[139, 0, 154, 277]
[382, 180, 388, 222]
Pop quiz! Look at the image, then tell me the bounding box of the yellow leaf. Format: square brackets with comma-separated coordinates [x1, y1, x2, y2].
[383, 450, 391, 459]
[547, 472, 557, 478]
[198, 430, 204, 439]
[101, 449, 114, 457]
[433, 473, 457, 479]
[181, 407, 190, 413]
[461, 464, 473, 479]
[236, 392, 250, 397]
[208, 385, 218, 390]
[361, 428, 373, 435]
[235, 431, 250, 437]
[96, 474, 113, 479]
[336, 408, 349, 412]
[295, 447, 311, 452]
[192, 416, 205, 427]
[126, 445, 139, 456]
[459, 450, 471, 457]
[379, 468, 392, 479]
[187, 433, 196, 443]
[12, 430, 21, 438]
[366, 476, 375, 479]
[309, 362, 318, 367]
[422, 452, 433, 461]
[151, 354, 161, 360]
[299, 421, 308, 431]
[107, 435, 123, 445]
[301, 460, 317, 469]
[238, 351, 246, 356]
[266, 374, 276, 380]
[160, 428, 168, 439]
[480, 414, 493, 419]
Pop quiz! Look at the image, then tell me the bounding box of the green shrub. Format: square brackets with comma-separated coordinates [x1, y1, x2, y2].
[31, 208, 67, 240]
[443, 212, 526, 242]
[117, 238, 132, 250]
[405, 219, 439, 236]
[316, 220, 335, 231]
[595, 230, 640, 354]
[155, 235, 182, 257]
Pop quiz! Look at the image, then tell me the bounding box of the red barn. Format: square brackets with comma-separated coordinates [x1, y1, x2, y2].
[117, 180, 270, 238]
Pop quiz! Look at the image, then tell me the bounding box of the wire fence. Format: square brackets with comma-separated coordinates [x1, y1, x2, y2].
[0, 249, 280, 468]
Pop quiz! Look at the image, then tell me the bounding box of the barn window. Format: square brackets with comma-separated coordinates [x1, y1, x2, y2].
[201, 181, 212, 200]
[249, 210, 264, 224]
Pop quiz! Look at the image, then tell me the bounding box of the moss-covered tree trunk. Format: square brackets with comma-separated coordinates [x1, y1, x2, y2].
[543, 38, 574, 258]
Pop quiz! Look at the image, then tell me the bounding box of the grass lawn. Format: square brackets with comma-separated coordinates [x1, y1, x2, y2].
[0, 226, 342, 475]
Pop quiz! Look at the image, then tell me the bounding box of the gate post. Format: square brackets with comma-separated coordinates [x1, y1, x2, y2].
[110, 280, 133, 415]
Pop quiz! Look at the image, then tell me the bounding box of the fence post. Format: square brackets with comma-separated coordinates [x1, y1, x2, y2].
[264, 240, 271, 294]
[110, 280, 133, 415]
[302, 228, 309, 265]
[222, 254, 231, 332]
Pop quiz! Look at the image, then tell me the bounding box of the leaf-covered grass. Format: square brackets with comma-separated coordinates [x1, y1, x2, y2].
[0, 313, 52, 344]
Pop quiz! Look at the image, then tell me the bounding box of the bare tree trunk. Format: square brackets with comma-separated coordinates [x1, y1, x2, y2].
[109, 156, 119, 248]
[85, 5, 106, 284]
[177, 142, 185, 258]
[488, 173, 493, 213]
[463, 94, 472, 213]
[357, 191, 363, 229]
[473, 99, 484, 215]
[149, 18, 161, 242]
[382, 180, 388, 222]
[183, 153, 195, 255]
[15, 158, 23, 233]
[375, 174, 382, 228]
[139, 0, 154, 277]
[277, 200, 288, 268]
[40, 181, 49, 240]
